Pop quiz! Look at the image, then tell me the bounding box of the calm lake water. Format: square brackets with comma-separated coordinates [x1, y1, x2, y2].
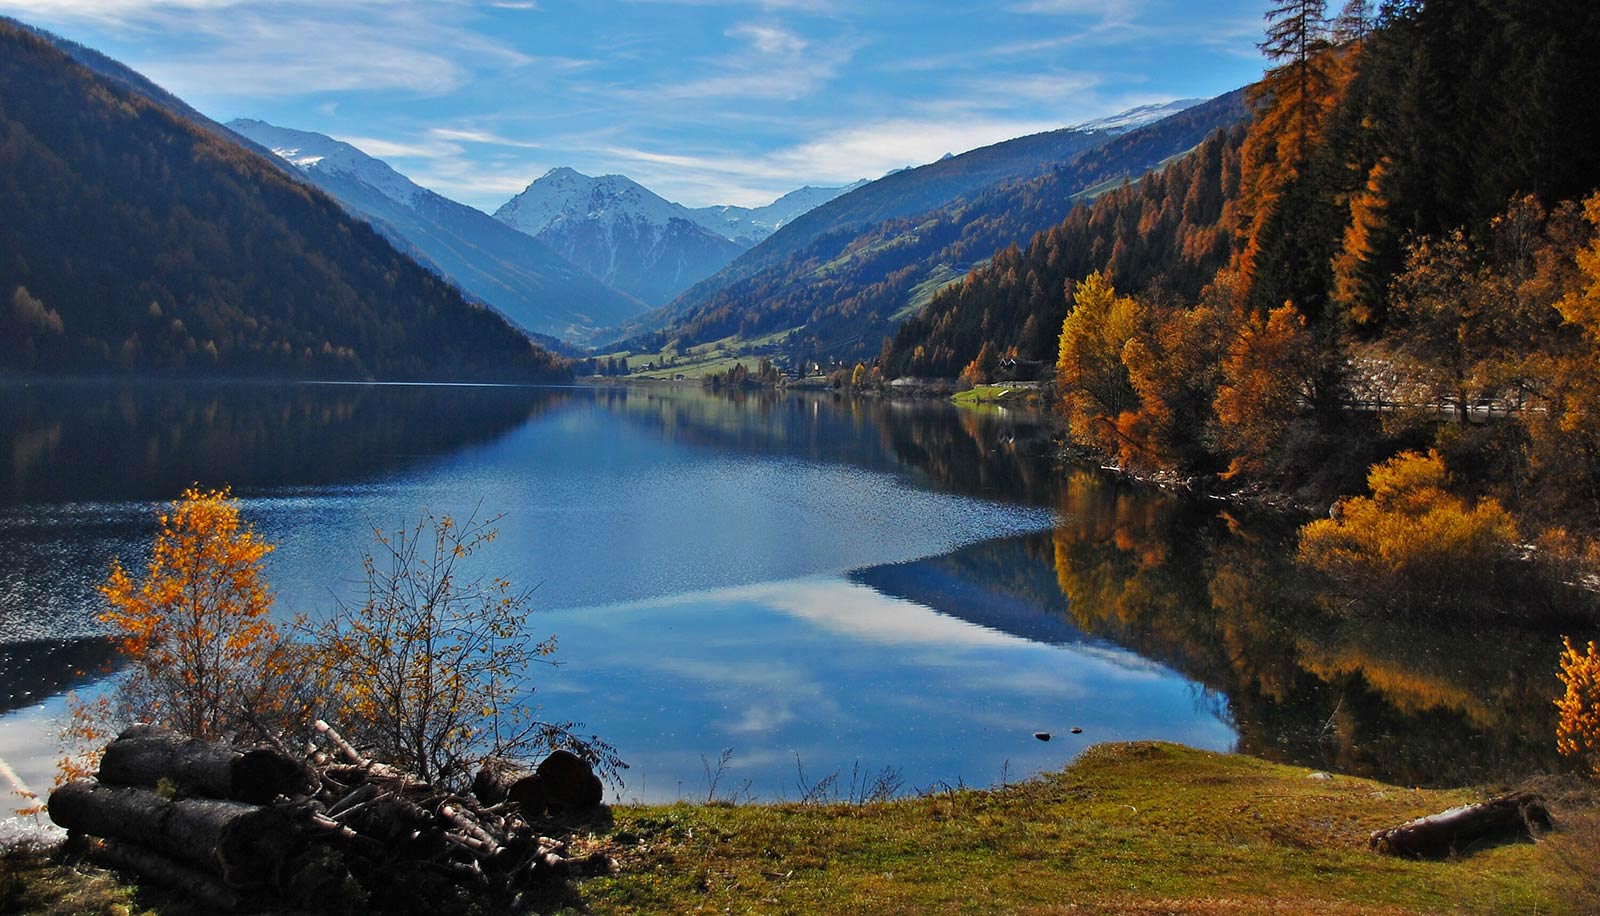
[0, 381, 1566, 810]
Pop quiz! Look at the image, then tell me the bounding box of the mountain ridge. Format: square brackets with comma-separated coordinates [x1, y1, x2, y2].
[646, 99, 1208, 335]
[227, 120, 646, 342]
[0, 20, 565, 381]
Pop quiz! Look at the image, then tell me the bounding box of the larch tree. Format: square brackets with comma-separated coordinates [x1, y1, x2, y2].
[98, 486, 305, 743]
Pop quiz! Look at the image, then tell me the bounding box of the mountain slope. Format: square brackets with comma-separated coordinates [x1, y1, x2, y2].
[495, 168, 747, 307]
[0, 21, 565, 381]
[657, 105, 1199, 325]
[228, 120, 645, 341]
[685, 181, 868, 247]
[625, 90, 1247, 365]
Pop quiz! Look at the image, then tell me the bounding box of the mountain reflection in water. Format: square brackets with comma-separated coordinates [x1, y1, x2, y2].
[0, 382, 1565, 803]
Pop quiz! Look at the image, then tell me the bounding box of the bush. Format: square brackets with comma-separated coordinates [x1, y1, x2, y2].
[1558, 636, 1600, 779]
[1297, 450, 1520, 612]
[305, 510, 621, 791]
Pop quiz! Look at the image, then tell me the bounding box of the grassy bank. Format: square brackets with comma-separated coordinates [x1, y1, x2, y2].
[952, 384, 1042, 406]
[3, 743, 1592, 915]
[586, 743, 1587, 915]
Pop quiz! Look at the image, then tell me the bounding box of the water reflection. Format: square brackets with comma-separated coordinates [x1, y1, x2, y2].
[1048, 470, 1564, 785]
[0, 381, 565, 504]
[0, 382, 1567, 804]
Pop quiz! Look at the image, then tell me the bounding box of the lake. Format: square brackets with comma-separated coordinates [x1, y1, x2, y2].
[0, 381, 1565, 811]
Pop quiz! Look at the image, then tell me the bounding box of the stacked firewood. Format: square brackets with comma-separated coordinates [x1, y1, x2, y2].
[48, 721, 614, 913]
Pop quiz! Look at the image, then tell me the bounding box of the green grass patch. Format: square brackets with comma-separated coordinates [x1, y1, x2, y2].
[953, 384, 1039, 406]
[582, 743, 1583, 915]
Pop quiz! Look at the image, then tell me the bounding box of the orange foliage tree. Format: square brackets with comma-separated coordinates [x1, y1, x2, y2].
[1212, 302, 1317, 479]
[1055, 271, 1141, 458]
[1557, 636, 1600, 779]
[98, 486, 305, 742]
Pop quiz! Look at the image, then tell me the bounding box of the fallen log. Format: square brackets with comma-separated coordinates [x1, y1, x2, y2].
[95, 838, 244, 912]
[98, 725, 313, 804]
[1369, 793, 1551, 858]
[50, 780, 302, 886]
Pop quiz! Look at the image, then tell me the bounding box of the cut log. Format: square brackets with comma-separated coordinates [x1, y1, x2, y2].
[95, 838, 244, 912]
[472, 757, 533, 807]
[1369, 793, 1552, 858]
[98, 725, 313, 804]
[49, 780, 301, 886]
[535, 749, 603, 814]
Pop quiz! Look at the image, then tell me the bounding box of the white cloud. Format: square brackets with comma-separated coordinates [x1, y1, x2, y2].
[1, 0, 533, 97]
[727, 22, 807, 54]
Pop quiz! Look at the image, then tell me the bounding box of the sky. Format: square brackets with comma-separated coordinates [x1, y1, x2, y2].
[1, 0, 1271, 212]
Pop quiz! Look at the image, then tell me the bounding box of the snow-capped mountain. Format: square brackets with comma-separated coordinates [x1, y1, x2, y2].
[686, 181, 868, 247]
[1071, 99, 1205, 134]
[494, 168, 748, 307]
[227, 120, 644, 341]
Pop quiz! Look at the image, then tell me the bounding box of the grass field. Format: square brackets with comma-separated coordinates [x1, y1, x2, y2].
[4, 743, 1593, 915]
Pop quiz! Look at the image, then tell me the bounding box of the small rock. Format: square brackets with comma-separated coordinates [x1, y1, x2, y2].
[1307, 771, 1333, 780]
[1034, 732, 1051, 742]
[1070, 727, 1083, 734]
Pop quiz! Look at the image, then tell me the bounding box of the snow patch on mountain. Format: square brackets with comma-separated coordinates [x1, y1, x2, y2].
[686, 180, 868, 245]
[229, 119, 422, 209]
[1071, 99, 1205, 134]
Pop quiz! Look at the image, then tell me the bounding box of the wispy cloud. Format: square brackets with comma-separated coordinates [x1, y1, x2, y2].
[3, 0, 533, 97]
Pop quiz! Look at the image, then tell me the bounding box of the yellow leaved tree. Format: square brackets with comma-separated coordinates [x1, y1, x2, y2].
[1297, 451, 1519, 613]
[28, 487, 307, 811]
[1557, 637, 1600, 779]
[96, 487, 306, 742]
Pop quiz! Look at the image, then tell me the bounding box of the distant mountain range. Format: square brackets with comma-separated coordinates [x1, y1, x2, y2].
[228, 120, 646, 341]
[493, 169, 863, 307]
[684, 181, 869, 247]
[0, 20, 566, 381]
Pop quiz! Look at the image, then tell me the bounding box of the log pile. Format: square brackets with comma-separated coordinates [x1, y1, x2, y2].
[49, 721, 614, 913]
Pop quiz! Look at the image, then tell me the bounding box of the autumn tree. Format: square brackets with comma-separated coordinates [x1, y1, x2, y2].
[1533, 193, 1600, 528]
[1212, 302, 1318, 478]
[307, 510, 620, 791]
[97, 486, 306, 742]
[1119, 299, 1228, 474]
[1056, 272, 1141, 457]
[1557, 636, 1600, 779]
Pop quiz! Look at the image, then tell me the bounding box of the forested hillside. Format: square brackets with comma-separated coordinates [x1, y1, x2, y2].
[0, 22, 568, 381]
[652, 111, 1179, 332]
[627, 92, 1247, 365]
[887, 0, 1600, 549]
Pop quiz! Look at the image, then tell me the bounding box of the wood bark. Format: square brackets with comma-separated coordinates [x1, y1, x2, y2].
[471, 757, 533, 807]
[95, 839, 244, 912]
[98, 724, 312, 804]
[1369, 792, 1551, 858]
[49, 779, 301, 886]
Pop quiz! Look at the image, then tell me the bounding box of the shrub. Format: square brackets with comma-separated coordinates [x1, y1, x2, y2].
[1297, 450, 1520, 612]
[1557, 636, 1600, 779]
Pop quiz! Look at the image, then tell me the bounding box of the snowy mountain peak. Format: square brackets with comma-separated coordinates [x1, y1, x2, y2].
[1070, 99, 1206, 134]
[227, 118, 422, 209]
[496, 167, 695, 239]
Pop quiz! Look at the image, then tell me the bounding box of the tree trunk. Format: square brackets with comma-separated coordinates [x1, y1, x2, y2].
[1369, 793, 1551, 858]
[98, 725, 312, 804]
[49, 780, 302, 886]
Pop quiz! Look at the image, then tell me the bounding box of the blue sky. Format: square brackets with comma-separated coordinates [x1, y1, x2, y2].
[3, 0, 1270, 211]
